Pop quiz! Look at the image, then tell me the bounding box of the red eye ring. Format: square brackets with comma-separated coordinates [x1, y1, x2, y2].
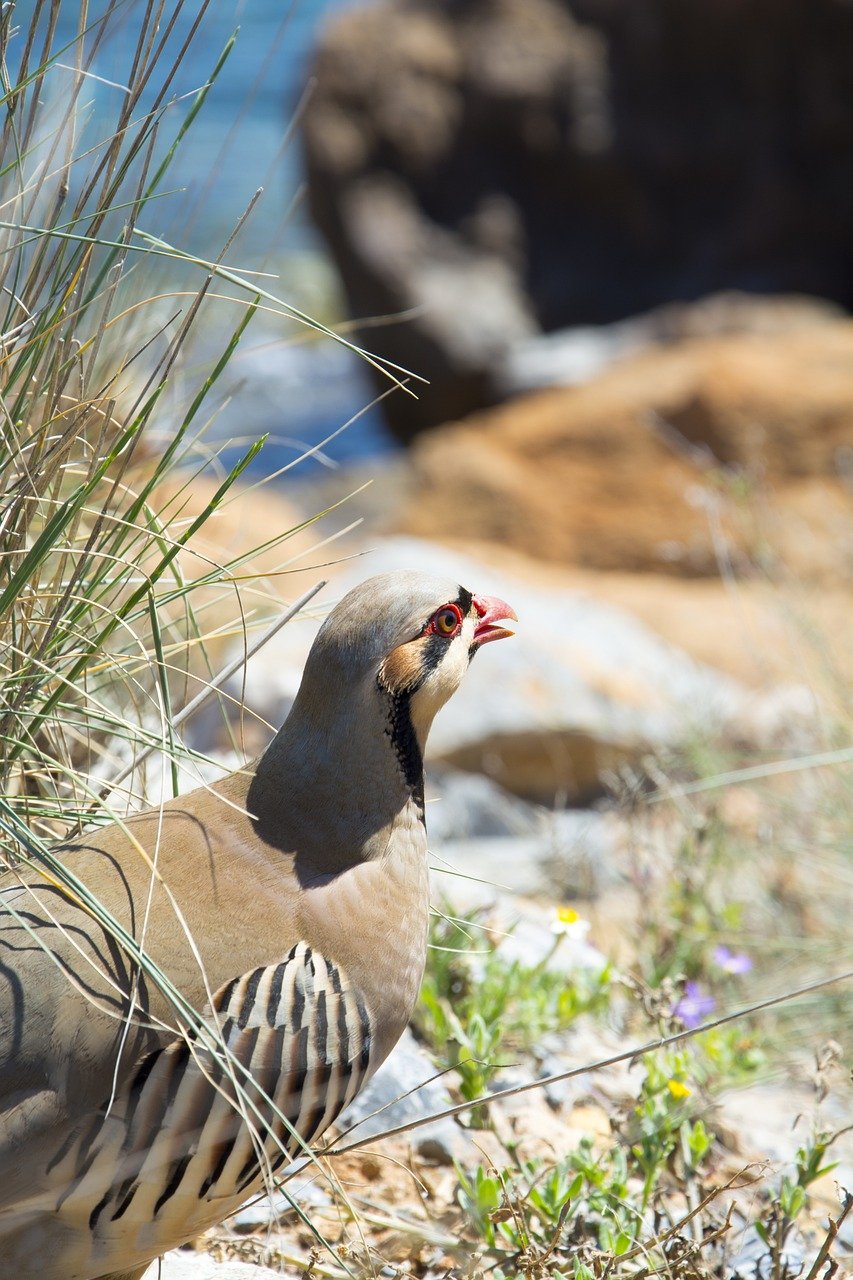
[427, 602, 463, 638]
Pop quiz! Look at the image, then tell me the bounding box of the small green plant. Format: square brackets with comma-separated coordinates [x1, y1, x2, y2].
[456, 1153, 588, 1259]
[451, 1017, 849, 1279]
[625, 1049, 698, 1206]
[415, 906, 611, 1124]
[456, 1127, 672, 1272]
[752, 1124, 842, 1271]
[455, 1162, 506, 1249]
[634, 814, 747, 988]
[696, 1022, 765, 1084]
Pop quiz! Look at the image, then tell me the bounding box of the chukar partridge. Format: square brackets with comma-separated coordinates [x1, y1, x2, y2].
[0, 570, 516, 1280]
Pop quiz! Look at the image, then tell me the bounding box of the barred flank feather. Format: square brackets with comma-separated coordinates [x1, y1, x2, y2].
[51, 945, 374, 1263]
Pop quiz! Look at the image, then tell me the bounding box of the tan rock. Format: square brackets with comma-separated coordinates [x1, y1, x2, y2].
[395, 325, 853, 580]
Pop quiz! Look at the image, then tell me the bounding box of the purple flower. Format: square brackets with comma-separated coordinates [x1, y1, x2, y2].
[713, 946, 753, 976]
[674, 982, 716, 1029]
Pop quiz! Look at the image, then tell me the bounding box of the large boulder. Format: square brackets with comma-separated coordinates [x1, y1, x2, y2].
[302, 0, 853, 439]
[392, 325, 853, 578]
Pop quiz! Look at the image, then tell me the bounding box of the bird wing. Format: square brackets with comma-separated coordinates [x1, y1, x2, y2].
[0, 767, 302, 1174]
[0, 940, 375, 1279]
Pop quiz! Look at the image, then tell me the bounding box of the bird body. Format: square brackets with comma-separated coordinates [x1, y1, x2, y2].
[0, 571, 515, 1280]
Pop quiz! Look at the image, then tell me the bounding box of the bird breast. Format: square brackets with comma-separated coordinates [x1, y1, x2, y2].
[296, 792, 431, 1068]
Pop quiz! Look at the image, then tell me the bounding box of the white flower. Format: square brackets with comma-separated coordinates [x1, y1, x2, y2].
[551, 905, 591, 942]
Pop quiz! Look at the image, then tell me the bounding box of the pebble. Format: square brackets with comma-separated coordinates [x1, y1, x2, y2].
[424, 768, 539, 842]
[725, 1223, 807, 1279]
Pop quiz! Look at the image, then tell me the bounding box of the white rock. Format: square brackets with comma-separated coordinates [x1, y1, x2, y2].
[498, 315, 649, 393]
[426, 775, 625, 897]
[141, 1251, 286, 1278]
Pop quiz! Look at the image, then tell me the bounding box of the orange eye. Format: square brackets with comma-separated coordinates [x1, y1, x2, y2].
[429, 603, 463, 637]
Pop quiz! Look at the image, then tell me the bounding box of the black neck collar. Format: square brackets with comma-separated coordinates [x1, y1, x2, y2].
[383, 689, 425, 820]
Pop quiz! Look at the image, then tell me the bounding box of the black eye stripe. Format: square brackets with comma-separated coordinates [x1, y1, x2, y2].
[420, 631, 448, 675]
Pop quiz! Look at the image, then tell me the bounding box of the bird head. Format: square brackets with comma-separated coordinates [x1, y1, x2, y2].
[299, 569, 517, 753]
[256, 571, 517, 854]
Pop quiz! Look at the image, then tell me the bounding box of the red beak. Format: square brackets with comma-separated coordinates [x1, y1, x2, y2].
[472, 593, 518, 647]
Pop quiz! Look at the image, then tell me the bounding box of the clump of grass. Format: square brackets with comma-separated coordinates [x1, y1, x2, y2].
[451, 1039, 851, 1280]
[4, 2, 252, 838]
[0, 0, 402, 846]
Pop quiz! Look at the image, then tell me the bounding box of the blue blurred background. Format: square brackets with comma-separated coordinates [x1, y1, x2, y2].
[12, 0, 853, 478]
[46, 0, 355, 248]
[35, 0, 392, 467]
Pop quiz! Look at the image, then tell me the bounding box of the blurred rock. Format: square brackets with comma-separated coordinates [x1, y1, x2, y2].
[719, 1082, 852, 1167]
[432, 834, 568, 898]
[498, 292, 842, 396]
[423, 772, 627, 918]
[725, 683, 823, 754]
[425, 768, 617, 901]
[429, 808, 623, 903]
[233, 538, 797, 802]
[424, 768, 539, 841]
[303, 0, 853, 439]
[394, 325, 853, 578]
[544, 808, 627, 896]
[303, 0, 581, 437]
[171, 462, 849, 710]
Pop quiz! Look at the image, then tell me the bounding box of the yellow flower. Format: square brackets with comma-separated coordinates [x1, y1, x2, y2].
[557, 906, 580, 925]
[667, 1079, 692, 1100]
